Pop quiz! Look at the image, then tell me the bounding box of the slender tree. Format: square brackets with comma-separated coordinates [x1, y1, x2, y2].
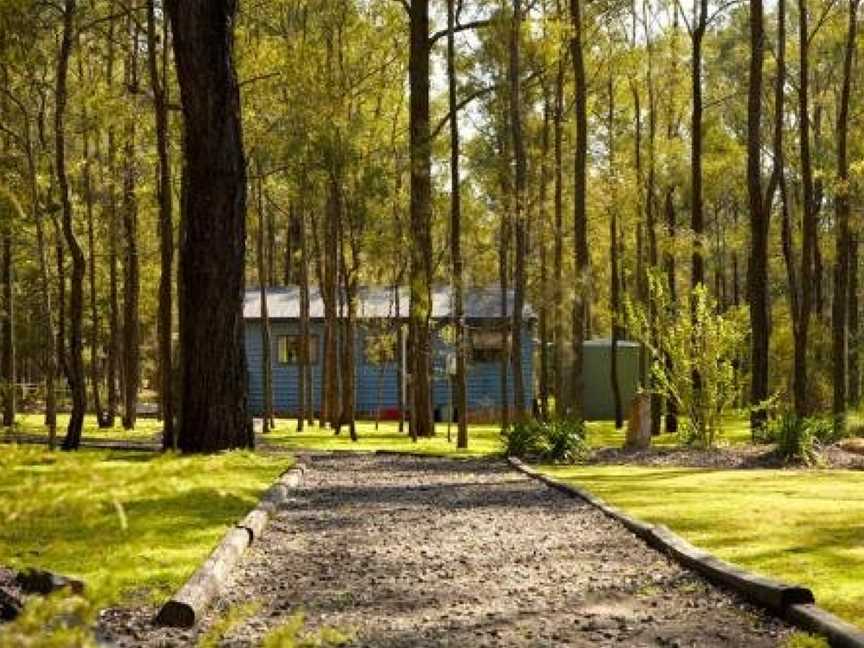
[832, 0, 859, 435]
[570, 0, 590, 420]
[147, 0, 175, 448]
[447, 0, 468, 447]
[57, 0, 87, 451]
[510, 0, 528, 421]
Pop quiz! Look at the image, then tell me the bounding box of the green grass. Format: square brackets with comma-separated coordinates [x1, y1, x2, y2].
[7, 413, 162, 440]
[264, 419, 505, 457]
[585, 414, 754, 448]
[540, 463, 864, 627]
[0, 445, 290, 606]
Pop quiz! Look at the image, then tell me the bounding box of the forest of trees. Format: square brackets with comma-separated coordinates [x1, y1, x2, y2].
[0, 0, 861, 452]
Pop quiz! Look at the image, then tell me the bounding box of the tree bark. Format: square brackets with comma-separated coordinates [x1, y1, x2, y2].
[832, 0, 858, 435]
[256, 173, 274, 433]
[105, 19, 119, 428]
[553, 34, 565, 415]
[664, 188, 678, 433]
[569, 0, 590, 421]
[408, 0, 435, 439]
[608, 77, 623, 430]
[166, 0, 253, 452]
[447, 0, 469, 447]
[147, 0, 175, 448]
[509, 0, 528, 422]
[121, 17, 140, 431]
[298, 202, 310, 431]
[57, 0, 87, 451]
[746, 0, 771, 433]
[795, 0, 816, 417]
[1, 211, 14, 428]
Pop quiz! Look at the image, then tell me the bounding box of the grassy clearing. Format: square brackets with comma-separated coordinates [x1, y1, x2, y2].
[0, 445, 290, 606]
[540, 463, 864, 627]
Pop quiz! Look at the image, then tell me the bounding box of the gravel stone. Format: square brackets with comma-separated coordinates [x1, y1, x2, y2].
[99, 453, 793, 646]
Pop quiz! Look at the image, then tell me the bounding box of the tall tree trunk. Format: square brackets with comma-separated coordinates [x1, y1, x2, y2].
[105, 19, 119, 427]
[795, 0, 816, 417]
[509, 0, 528, 422]
[298, 203, 310, 431]
[57, 0, 87, 451]
[569, 0, 589, 421]
[147, 0, 175, 448]
[608, 77, 623, 430]
[690, 0, 707, 290]
[446, 0, 468, 448]
[33, 175, 57, 446]
[166, 0, 253, 452]
[553, 36, 565, 415]
[408, 0, 435, 439]
[644, 7, 662, 435]
[664, 188, 678, 433]
[850, 238, 860, 405]
[256, 173, 274, 433]
[832, 0, 858, 435]
[1, 209, 14, 428]
[324, 176, 340, 429]
[121, 18, 140, 431]
[498, 137, 511, 432]
[538, 83, 551, 421]
[747, 0, 771, 433]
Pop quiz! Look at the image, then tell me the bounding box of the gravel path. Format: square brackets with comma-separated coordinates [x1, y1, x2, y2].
[100, 453, 792, 647]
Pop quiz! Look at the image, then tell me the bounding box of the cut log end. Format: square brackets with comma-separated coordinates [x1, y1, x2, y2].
[155, 600, 195, 628]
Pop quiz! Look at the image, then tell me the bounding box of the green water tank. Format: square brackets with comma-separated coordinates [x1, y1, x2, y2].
[582, 339, 643, 420]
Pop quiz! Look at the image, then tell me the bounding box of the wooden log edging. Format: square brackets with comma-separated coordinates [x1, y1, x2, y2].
[155, 464, 305, 628]
[507, 457, 864, 648]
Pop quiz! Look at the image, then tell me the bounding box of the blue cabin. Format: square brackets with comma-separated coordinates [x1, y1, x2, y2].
[243, 286, 535, 421]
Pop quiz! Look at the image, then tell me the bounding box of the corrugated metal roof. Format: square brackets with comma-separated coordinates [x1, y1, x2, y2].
[244, 286, 535, 321]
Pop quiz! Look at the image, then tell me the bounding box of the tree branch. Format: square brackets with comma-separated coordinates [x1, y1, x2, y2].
[430, 19, 491, 46]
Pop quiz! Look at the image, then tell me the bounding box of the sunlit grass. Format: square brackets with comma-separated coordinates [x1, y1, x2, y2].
[0, 445, 290, 606]
[585, 413, 754, 448]
[7, 413, 162, 440]
[264, 419, 505, 457]
[541, 463, 864, 627]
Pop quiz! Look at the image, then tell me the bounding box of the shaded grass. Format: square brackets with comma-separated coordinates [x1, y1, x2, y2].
[0, 445, 290, 606]
[540, 463, 864, 627]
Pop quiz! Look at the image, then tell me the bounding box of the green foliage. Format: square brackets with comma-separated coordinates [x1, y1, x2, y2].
[0, 592, 97, 648]
[260, 612, 350, 648]
[766, 414, 846, 464]
[627, 274, 747, 448]
[198, 602, 261, 648]
[782, 632, 830, 648]
[769, 414, 820, 465]
[503, 419, 588, 463]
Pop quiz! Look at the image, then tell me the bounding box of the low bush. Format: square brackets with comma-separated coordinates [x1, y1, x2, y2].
[502, 418, 588, 464]
[768, 414, 821, 465]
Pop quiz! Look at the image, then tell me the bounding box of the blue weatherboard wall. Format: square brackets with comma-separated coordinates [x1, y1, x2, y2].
[245, 320, 534, 417]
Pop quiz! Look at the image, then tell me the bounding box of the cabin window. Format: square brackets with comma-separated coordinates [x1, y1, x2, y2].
[276, 335, 319, 365]
[470, 329, 508, 363]
[365, 333, 398, 365]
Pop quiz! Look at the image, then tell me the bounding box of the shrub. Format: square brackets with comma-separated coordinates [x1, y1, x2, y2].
[543, 419, 589, 463]
[769, 414, 820, 465]
[502, 421, 546, 459]
[626, 274, 747, 449]
[502, 419, 588, 464]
